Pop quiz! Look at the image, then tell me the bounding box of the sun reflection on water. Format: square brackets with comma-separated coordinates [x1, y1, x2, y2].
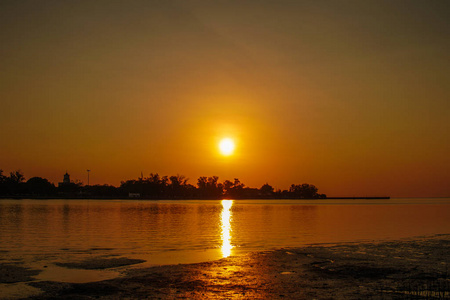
[221, 200, 233, 258]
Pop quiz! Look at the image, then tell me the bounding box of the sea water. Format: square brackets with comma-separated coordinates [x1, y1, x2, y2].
[0, 198, 449, 283]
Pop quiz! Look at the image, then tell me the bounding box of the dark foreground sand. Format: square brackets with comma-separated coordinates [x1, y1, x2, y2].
[2, 235, 450, 299]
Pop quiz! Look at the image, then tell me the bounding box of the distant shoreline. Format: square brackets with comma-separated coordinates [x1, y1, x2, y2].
[325, 196, 390, 199]
[0, 196, 391, 200]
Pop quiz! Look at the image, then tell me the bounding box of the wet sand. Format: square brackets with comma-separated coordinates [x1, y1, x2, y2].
[2, 235, 449, 299]
[54, 258, 146, 270]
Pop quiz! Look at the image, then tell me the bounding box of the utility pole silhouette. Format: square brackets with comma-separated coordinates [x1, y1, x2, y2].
[87, 170, 90, 186]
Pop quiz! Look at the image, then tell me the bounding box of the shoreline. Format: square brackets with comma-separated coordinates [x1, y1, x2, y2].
[0, 196, 391, 200]
[1, 234, 448, 299]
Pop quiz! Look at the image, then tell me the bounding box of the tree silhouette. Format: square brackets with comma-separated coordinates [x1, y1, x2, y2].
[0, 170, 26, 195]
[168, 174, 188, 199]
[260, 183, 274, 198]
[0, 170, 6, 195]
[0, 169, 328, 200]
[9, 170, 25, 184]
[197, 176, 223, 199]
[85, 184, 118, 198]
[25, 177, 56, 196]
[288, 183, 324, 199]
[223, 178, 245, 199]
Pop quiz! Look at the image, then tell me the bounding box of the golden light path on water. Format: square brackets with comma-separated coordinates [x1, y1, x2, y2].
[221, 200, 233, 258]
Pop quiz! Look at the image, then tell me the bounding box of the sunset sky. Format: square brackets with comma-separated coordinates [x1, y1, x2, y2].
[1, 0, 449, 197]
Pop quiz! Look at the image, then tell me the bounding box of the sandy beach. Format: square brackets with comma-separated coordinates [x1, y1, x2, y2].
[0, 234, 448, 299]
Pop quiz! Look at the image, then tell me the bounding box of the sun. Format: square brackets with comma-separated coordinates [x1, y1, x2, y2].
[219, 138, 235, 156]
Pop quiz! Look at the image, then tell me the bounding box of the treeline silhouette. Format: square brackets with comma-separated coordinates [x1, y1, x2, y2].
[0, 169, 326, 199]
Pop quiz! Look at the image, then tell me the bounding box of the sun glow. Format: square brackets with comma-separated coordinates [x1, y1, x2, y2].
[219, 138, 235, 156]
[221, 200, 233, 258]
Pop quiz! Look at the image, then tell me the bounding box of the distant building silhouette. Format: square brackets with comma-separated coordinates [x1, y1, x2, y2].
[58, 172, 71, 187]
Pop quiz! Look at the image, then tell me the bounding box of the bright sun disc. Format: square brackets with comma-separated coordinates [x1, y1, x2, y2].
[219, 138, 235, 156]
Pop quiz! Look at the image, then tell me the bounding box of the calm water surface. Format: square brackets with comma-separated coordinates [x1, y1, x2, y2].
[1, 198, 449, 283]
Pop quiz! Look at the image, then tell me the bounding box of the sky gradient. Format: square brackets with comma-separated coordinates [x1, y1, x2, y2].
[1, 0, 449, 197]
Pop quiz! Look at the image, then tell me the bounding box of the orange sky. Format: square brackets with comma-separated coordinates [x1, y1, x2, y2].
[1, 1, 449, 197]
